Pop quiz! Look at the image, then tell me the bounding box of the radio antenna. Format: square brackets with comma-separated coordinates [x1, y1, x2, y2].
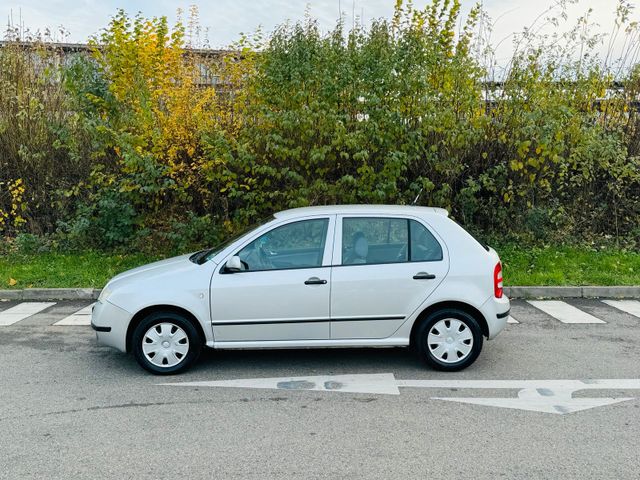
[411, 187, 423, 205]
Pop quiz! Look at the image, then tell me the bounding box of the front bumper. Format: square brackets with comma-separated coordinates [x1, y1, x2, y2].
[91, 300, 132, 352]
[90, 322, 111, 332]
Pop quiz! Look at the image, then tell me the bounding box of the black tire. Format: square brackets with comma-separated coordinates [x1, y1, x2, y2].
[132, 311, 202, 375]
[415, 308, 483, 372]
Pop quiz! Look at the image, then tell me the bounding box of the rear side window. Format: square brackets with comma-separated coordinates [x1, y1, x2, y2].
[342, 218, 408, 265]
[341, 217, 443, 265]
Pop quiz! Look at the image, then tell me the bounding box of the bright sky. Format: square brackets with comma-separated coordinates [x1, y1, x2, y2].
[2, 0, 636, 65]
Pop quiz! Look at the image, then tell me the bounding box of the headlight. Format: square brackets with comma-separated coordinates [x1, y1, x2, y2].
[98, 286, 113, 303]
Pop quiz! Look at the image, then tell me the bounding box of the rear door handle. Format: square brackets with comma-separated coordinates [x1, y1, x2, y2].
[304, 277, 327, 285]
[413, 272, 436, 280]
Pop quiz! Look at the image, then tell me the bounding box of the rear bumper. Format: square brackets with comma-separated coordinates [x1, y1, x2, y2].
[480, 295, 510, 339]
[91, 300, 131, 352]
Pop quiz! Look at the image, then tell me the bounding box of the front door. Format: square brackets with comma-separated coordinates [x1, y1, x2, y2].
[330, 215, 449, 339]
[211, 216, 334, 342]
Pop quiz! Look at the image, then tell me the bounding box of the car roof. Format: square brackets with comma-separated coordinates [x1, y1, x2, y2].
[274, 204, 449, 219]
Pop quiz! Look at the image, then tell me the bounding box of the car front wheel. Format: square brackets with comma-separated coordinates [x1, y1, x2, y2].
[415, 308, 483, 371]
[132, 311, 202, 375]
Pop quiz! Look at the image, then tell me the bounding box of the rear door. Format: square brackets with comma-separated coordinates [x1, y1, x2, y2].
[330, 215, 449, 339]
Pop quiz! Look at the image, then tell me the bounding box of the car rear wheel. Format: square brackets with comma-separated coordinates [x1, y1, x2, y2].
[415, 308, 483, 371]
[132, 311, 202, 375]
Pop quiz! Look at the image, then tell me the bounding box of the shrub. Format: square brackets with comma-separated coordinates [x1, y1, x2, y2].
[56, 190, 137, 249]
[0, 41, 93, 235]
[0, 1, 638, 251]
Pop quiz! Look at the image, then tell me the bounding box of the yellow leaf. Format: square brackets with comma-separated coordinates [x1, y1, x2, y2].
[8, 278, 17, 286]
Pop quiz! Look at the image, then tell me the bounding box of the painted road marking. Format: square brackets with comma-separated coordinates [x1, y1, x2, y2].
[398, 378, 635, 414]
[527, 300, 606, 324]
[164, 373, 401, 395]
[507, 316, 519, 324]
[602, 300, 640, 318]
[54, 303, 95, 326]
[0, 302, 57, 326]
[161, 374, 640, 415]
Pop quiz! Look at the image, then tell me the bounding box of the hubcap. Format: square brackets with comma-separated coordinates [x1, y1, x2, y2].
[427, 318, 473, 364]
[142, 322, 189, 368]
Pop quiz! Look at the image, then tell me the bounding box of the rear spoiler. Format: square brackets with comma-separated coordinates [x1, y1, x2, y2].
[430, 207, 449, 217]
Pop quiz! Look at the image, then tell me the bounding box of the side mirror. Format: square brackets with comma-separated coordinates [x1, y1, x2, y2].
[224, 255, 243, 273]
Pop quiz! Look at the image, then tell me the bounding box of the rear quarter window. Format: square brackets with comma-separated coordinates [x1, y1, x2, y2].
[410, 219, 443, 261]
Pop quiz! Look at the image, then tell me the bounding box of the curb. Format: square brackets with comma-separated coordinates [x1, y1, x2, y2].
[504, 286, 640, 299]
[0, 286, 639, 301]
[0, 288, 101, 301]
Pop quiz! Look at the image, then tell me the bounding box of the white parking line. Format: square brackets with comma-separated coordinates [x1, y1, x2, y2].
[54, 303, 95, 326]
[0, 302, 57, 326]
[527, 300, 606, 324]
[602, 300, 640, 318]
[507, 316, 519, 324]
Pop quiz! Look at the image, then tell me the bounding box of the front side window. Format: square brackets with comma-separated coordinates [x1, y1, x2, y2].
[237, 219, 329, 271]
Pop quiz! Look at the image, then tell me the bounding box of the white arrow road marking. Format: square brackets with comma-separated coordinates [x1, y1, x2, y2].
[507, 315, 519, 324]
[161, 373, 400, 395]
[433, 395, 630, 414]
[161, 375, 640, 415]
[527, 300, 606, 324]
[0, 302, 56, 326]
[54, 303, 95, 326]
[398, 379, 637, 414]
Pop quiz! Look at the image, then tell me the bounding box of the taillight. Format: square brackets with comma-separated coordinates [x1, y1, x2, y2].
[494, 262, 503, 298]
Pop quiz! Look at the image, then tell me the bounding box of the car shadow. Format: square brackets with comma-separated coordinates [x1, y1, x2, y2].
[190, 346, 424, 376]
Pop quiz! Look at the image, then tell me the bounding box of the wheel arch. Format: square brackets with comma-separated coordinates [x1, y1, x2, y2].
[409, 300, 489, 347]
[126, 304, 206, 353]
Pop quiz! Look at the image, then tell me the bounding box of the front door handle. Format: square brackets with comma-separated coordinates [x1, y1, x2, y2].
[413, 272, 436, 280]
[304, 277, 327, 285]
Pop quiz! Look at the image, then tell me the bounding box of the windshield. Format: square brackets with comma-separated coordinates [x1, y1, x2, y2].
[192, 216, 275, 264]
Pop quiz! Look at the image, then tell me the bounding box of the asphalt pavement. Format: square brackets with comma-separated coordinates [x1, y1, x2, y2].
[0, 299, 639, 479]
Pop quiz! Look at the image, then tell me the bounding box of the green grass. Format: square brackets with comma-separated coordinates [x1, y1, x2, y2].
[0, 251, 161, 289]
[498, 244, 640, 286]
[0, 245, 638, 289]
